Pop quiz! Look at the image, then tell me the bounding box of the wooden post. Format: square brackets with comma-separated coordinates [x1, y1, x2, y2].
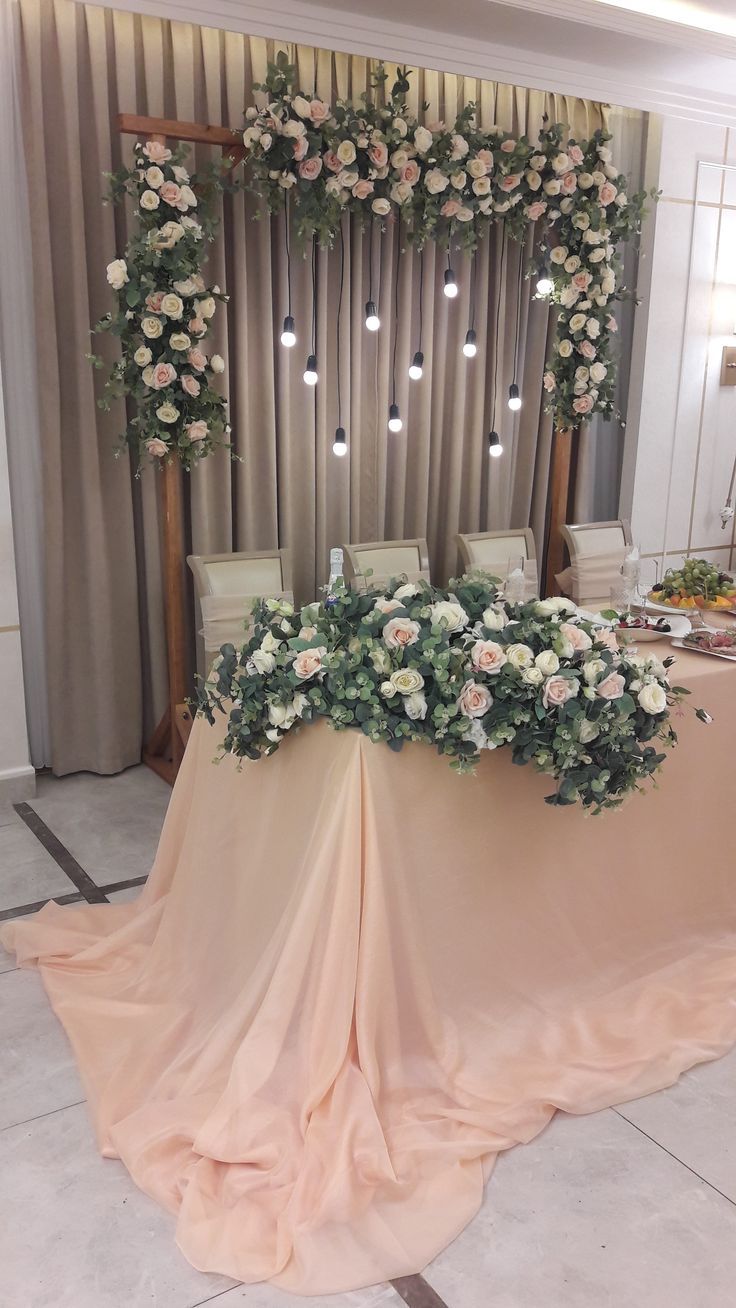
[117, 115, 245, 784]
[544, 423, 578, 597]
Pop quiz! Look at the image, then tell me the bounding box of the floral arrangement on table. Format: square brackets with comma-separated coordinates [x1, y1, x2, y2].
[91, 140, 231, 468]
[196, 573, 702, 813]
[241, 56, 650, 426]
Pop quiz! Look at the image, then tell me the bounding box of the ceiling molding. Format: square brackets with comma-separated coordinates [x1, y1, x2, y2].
[493, 0, 736, 59]
[77, 0, 736, 127]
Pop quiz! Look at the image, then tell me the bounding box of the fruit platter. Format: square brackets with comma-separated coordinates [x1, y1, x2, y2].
[649, 558, 736, 611]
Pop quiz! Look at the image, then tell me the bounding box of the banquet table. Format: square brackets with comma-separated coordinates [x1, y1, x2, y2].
[3, 636, 736, 1295]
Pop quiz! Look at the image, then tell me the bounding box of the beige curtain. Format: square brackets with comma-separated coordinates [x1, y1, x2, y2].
[16, 0, 613, 774]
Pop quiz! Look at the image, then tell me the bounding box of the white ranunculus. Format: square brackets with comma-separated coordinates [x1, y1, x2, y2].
[535, 649, 560, 675]
[141, 316, 163, 339]
[522, 666, 544, 686]
[429, 600, 468, 632]
[156, 403, 179, 424]
[140, 189, 160, 210]
[638, 682, 667, 714]
[414, 125, 433, 154]
[210, 354, 225, 374]
[505, 642, 534, 670]
[482, 606, 508, 631]
[134, 345, 152, 366]
[390, 668, 425, 695]
[250, 648, 276, 675]
[404, 691, 428, 720]
[106, 258, 128, 290]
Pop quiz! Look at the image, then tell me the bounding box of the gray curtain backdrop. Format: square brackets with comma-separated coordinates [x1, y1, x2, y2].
[10, 0, 643, 774]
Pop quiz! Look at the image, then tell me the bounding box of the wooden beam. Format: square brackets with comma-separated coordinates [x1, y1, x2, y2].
[117, 114, 241, 149]
[544, 423, 577, 597]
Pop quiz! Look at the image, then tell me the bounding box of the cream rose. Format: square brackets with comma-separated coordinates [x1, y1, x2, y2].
[106, 258, 128, 290]
[471, 640, 507, 675]
[505, 643, 534, 670]
[211, 354, 225, 374]
[457, 680, 493, 718]
[337, 140, 357, 165]
[141, 317, 163, 339]
[425, 167, 449, 194]
[139, 189, 160, 210]
[372, 197, 391, 216]
[542, 675, 578, 709]
[383, 617, 421, 648]
[394, 582, 420, 600]
[169, 333, 190, 352]
[638, 683, 667, 714]
[429, 600, 468, 632]
[292, 647, 327, 680]
[161, 294, 184, 320]
[414, 125, 433, 154]
[134, 345, 152, 366]
[522, 667, 544, 687]
[482, 606, 508, 631]
[390, 668, 425, 695]
[250, 648, 276, 675]
[535, 649, 560, 675]
[156, 403, 179, 424]
[578, 717, 600, 744]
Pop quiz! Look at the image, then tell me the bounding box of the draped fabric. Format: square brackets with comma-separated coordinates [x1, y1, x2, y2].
[13, 0, 634, 773]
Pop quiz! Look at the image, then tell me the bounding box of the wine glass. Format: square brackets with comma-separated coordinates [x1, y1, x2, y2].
[505, 555, 526, 604]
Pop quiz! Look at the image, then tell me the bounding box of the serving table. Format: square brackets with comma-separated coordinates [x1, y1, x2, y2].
[3, 639, 736, 1295]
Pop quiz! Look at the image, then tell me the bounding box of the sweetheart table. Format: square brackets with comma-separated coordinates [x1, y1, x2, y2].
[3, 642, 736, 1295]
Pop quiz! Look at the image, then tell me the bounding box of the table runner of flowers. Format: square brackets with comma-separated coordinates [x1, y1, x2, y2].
[197, 574, 700, 813]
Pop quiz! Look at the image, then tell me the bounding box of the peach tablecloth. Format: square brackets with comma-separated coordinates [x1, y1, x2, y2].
[3, 644, 736, 1295]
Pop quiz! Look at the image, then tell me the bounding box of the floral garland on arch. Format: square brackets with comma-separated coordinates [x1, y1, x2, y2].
[242, 57, 651, 427]
[92, 140, 231, 469]
[197, 573, 707, 814]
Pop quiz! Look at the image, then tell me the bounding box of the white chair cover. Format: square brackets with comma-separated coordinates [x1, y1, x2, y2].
[556, 549, 627, 603]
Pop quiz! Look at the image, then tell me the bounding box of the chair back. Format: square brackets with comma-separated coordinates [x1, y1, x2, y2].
[457, 529, 536, 575]
[187, 550, 293, 681]
[342, 539, 431, 592]
[560, 519, 632, 562]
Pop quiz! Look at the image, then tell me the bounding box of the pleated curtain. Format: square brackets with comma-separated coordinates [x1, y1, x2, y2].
[14, 0, 622, 774]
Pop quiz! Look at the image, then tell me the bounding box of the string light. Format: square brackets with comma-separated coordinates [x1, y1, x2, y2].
[536, 250, 553, 297]
[507, 244, 524, 411]
[488, 227, 506, 459]
[488, 430, 503, 458]
[463, 329, 477, 358]
[443, 247, 458, 298]
[334, 221, 348, 457]
[463, 252, 477, 357]
[508, 382, 521, 411]
[388, 402, 403, 432]
[303, 240, 317, 386]
[409, 251, 424, 380]
[303, 354, 318, 386]
[365, 220, 380, 329]
[280, 194, 296, 346]
[388, 233, 403, 432]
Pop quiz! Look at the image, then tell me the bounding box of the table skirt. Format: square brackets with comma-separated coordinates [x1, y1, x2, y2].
[3, 695, 736, 1295]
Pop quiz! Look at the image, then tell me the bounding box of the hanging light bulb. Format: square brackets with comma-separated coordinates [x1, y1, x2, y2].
[280, 315, 296, 347]
[536, 272, 553, 297]
[388, 402, 403, 433]
[365, 300, 380, 331]
[408, 350, 424, 381]
[303, 354, 318, 386]
[443, 268, 458, 299]
[488, 430, 503, 458]
[508, 382, 521, 411]
[333, 426, 347, 457]
[463, 328, 477, 358]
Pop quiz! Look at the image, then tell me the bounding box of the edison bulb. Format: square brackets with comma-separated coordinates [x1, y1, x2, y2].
[409, 350, 424, 380]
[463, 329, 477, 358]
[280, 315, 296, 347]
[388, 402, 403, 432]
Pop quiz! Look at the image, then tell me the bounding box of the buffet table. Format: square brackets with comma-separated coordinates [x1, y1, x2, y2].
[3, 639, 736, 1295]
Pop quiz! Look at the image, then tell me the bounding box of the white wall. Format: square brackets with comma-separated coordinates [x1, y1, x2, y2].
[630, 116, 736, 584]
[0, 358, 34, 801]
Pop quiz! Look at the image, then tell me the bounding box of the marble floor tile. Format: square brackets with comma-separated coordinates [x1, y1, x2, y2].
[0, 1103, 235, 1308]
[191, 1282, 406, 1308]
[0, 939, 18, 973]
[33, 764, 170, 887]
[0, 967, 84, 1130]
[422, 1107, 736, 1308]
[106, 882, 147, 904]
[0, 821, 74, 911]
[618, 1043, 736, 1203]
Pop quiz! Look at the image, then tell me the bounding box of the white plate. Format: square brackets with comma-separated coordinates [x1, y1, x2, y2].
[578, 609, 691, 642]
[671, 636, 736, 661]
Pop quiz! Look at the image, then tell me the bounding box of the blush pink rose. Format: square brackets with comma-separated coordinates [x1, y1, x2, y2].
[561, 171, 578, 194]
[573, 394, 595, 414]
[309, 99, 329, 125]
[607, 314, 618, 332]
[323, 151, 342, 173]
[569, 144, 584, 165]
[187, 347, 208, 372]
[299, 156, 323, 180]
[477, 149, 493, 169]
[374, 597, 403, 614]
[594, 627, 619, 653]
[143, 141, 171, 165]
[352, 179, 374, 200]
[159, 181, 182, 206]
[189, 317, 206, 336]
[293, 647, 327, 680]
[599, 181, 618, 205]
[559, 622, 593, 652]
[185, 420, 208, 443]
[457, 680, 493, 718]
[596, 671, 625, 699]
[441, 199, 461, 218]
[500, 139, 516, 153]
[181, 374, 200, 397]
[383, 616, 421, 648]
[470, 640, 507, 675]
[293, 136, 309, 161]
[401, 160, 420, 186]
[369, 142, 389, 169]
[527, 201, 547, 221]
[542, 675, 578, 709]
[146, 437, 168, 456]
[572, 271, 592, 290]
[145, 291, 165, 313]
[151, 362, 177, 389]
[500, 173, 521, 190]
[579, 339, 597, 360]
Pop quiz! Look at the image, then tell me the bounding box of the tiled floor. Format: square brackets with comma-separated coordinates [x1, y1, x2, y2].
[2, 766, 736, 1307]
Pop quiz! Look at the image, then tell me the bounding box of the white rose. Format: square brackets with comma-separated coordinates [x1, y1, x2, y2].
[543, 178, 561, 196]
[292, 95, 311, 118]
[525, 169, 542, 191]
[195, 296, 216, 319]
[404, 691, 428, 720]
[535, 596, 575, 617]
[569, 312, 587, 332]
[261, 631, 282, 653]
[583, 657, 607, 685]
[590, 362, 607, 383]
[553, 151, 570, 173]
[522, 667, 544, 686]
[578, 172, 594, 189]
[560, 286, 580, 309]
[451, 170, 467, 190]
[450, 134, 469, 160]
[482, 606, 508, 631]
[550, 246, 568, 264]
[178, 185, 197, 210]
[467, 158, 487, 179]
[429, 600, 468, 632]
[414, 125, 433, 154]
[390, 668, 425, 695]
[505, 642, 534, 670]
[372, 197, 391, 216]
[134, 345, 152, 366]
[564, 255, 581, 273]
[169, 332, 190, 351]
[156, 403, 179, 424]
[425, 167, 450, 194]
[282, 119, 306, 139]
[141, 365, 155, 386]
[145, 166, 164, 189]
[394, 582, 420, 600]
[390, 149, 409, 171]
[141, 316, 163, 339]
[337, 139, 357, 165]
[535, 649, 560, 675]
[106, 258, 128, 290]
[472, 177, 491, 196]
[558, 339, 573, 358]
[390, 181, 413, 206]
[210, 354, 225, 374]
[638, 683, 667, 714]
[265, 729, 281, 743]
[393, 117, 408, 138]
[268, 701, 290, 727]
[250, 648, 276, 675]
[586, 318, 601, 339]
[161, 293, 184, 319]
[140, 189, 160, 210]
